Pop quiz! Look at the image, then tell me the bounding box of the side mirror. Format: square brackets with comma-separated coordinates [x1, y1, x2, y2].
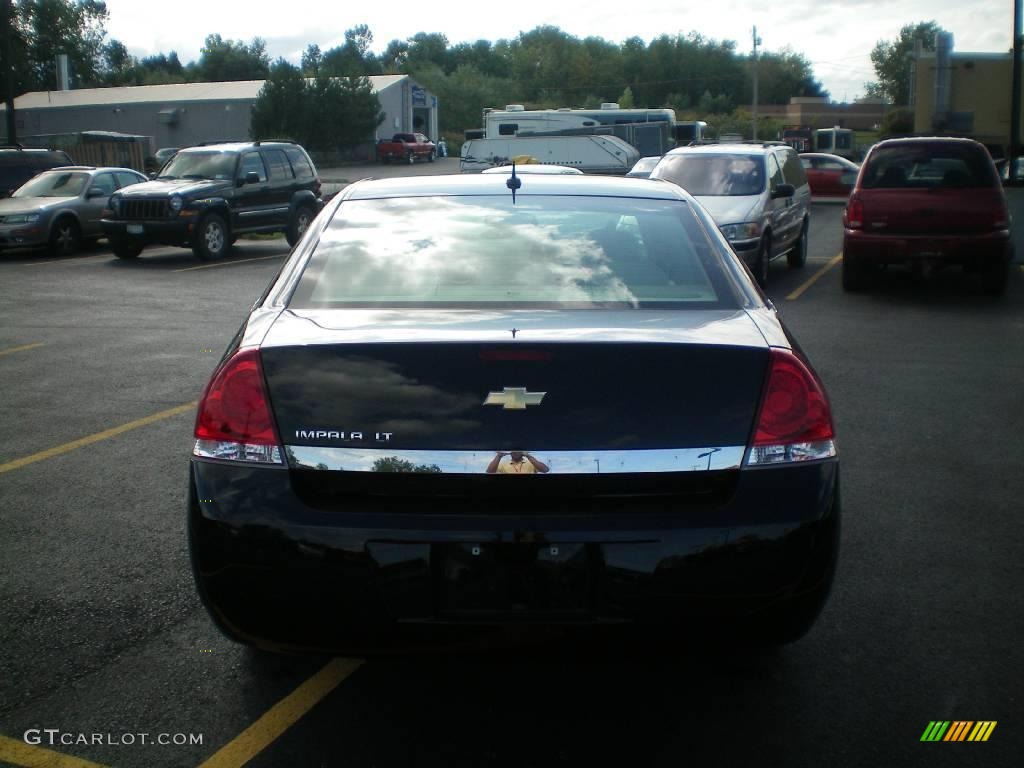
[771, 183, 795, 199]
[240, 171, 260, 186]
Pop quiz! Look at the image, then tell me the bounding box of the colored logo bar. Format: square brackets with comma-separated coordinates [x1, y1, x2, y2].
[921, 721, 997, 742]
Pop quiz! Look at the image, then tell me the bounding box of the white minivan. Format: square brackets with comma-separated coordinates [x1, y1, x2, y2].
[650, 142, 811, 287]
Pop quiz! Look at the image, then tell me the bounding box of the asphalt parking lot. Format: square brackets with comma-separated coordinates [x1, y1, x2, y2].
[1, 187, 1022, 767]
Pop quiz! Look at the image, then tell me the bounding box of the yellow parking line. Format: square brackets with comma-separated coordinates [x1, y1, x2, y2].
[0, 734, 110, 768]
[173, 255, 283, 273]
[0, 342, 44, 357]
[0, 402, 195, 475]
[787, 252, 843, 301]
[197, 658, 362, 768]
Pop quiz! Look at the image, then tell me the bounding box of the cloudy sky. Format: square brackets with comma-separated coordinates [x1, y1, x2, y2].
[104, 0, 1013, 103]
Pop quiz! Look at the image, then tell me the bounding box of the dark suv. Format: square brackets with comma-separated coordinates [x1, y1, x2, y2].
[101, 141, 322, 260]
[0, 146, 75, 198]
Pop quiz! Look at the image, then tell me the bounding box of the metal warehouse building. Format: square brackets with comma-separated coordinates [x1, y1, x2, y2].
[0, 75, 439, 154]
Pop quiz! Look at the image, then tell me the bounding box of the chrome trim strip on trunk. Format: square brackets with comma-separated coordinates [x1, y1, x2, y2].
[285, 446, 745, 474]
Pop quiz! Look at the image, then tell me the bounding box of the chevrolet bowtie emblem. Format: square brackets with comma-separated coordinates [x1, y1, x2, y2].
[483, 387, 546, 410]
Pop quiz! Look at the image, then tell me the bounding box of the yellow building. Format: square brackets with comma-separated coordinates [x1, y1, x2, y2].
[913, 33, 1019, 158]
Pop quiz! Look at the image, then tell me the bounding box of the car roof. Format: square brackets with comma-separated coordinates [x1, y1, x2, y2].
[179, 141, 297, 153]
[481, 164, 583, 175]
[872, 136, 986, 149]
[664, 143, 788, 157]
[340, 173, 691, 202]
[40, 166, 142, 174]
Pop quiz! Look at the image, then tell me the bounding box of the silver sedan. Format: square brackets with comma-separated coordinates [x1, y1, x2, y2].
[0, 166, 147, 256]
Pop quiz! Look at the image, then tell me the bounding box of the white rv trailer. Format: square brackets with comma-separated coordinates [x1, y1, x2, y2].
[460, 134, 641, 174]
[483, 104, 678, 158]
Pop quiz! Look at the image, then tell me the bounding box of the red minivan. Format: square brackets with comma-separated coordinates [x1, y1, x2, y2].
[842, 137, 1012, 294]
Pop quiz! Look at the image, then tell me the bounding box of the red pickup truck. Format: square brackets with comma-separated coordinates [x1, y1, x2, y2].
[376, 133, 436, 164]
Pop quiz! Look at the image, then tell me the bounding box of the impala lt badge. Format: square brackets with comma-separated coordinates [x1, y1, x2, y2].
[483, 387, 546, 410]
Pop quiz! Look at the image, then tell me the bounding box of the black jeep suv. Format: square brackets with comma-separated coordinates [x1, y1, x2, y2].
[101, 141, 321, 260]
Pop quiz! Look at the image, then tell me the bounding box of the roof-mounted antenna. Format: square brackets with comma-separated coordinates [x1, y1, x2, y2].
[506, 161, 521, 204]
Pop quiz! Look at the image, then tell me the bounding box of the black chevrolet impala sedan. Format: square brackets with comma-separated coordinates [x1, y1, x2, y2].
[188, 173, 839, 654]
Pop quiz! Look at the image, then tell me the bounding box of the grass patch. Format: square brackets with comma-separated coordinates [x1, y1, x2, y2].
[239, 232, 285, 241]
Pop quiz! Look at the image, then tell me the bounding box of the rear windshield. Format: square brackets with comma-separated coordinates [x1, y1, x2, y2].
[651, 154, 765, 196]
[863, 144, 997, 189]
[289, 195, 741, 310]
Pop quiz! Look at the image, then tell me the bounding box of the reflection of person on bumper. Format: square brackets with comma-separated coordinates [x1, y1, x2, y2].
[486, 451, 550, 474]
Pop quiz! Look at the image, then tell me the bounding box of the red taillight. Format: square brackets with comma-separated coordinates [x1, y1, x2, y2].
[845, 195, 864, 229]
[747, 350, 835, 466]
[194, 349, 282, 463]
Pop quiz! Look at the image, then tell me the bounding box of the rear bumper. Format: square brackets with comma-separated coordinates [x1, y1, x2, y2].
[843, 228, 1011, 266]
[189, 459, 840, 653]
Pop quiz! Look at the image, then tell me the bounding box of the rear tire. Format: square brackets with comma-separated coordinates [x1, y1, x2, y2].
[286, 205, 315, 247]
[841, 252, 868, 292]
[428, 150, 436, 163]
[193, 213, 229, 261]
[111, 239, 143, 259]
[407, 151, 415, 165]
[980, 257, 1009, 296]
[381, 156, 390, 165]
[48, 217, 80, 257]
[754, 235, 771, 288]
[787, 220, 808, 269]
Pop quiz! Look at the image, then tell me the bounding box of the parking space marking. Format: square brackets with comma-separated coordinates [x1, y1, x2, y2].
[0, 402, 195, 475]
[0, 342, 44, 358]
[196, 658, 362, 768]
[19, 254, 112, 266]
[787, 252, 843, 301]
[0, 734, 110, 768]
[173, 255, 284, 273]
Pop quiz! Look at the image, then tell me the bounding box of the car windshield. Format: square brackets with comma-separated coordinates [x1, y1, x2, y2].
[652, 154, 765, 196]
[862, 145, 997, 189]
[289, 195, 741, 310]
[158, 151, 236, 180]
[13, 172, 89, 198]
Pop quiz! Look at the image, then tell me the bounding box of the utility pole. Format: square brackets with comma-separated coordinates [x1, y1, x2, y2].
[1, 0, 16, 144]
[752, 26, 762, 140]
[1011, 0, 1022, 184]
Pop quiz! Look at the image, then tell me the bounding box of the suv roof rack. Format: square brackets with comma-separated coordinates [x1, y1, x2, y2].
[193, 140, 246, 147]
[253, 139, 298, 146]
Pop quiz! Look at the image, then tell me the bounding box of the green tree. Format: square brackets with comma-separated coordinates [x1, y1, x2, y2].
[752, 49, 828, 104]
[251, 63, 384, 152]
[616, 86, 634, 108]
[322, 24, 380, 77]
[301, 44, 322, 77]
[866, 21, 945, 106]
[193, 33, 270, 81]
[250, 59, 307, 142]
[878, 107, 915, 138]
[9, 0, 111, 93]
